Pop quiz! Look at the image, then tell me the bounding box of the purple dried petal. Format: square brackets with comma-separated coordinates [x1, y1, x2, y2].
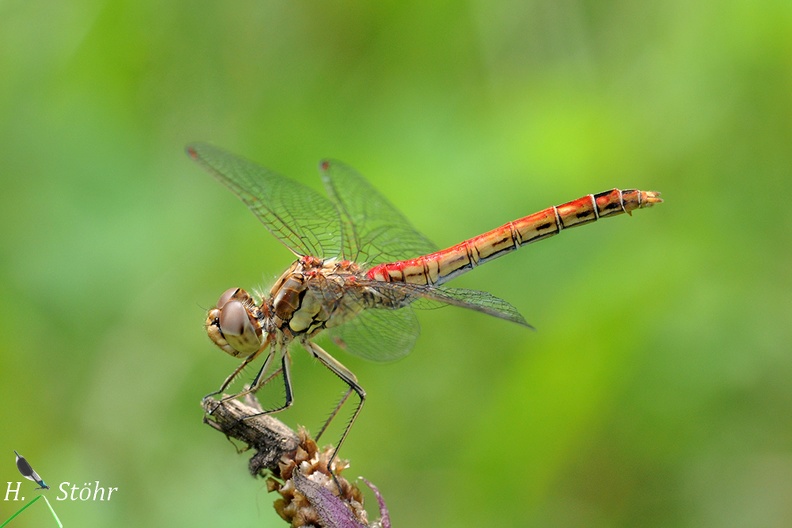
[360, 477, 390, 528]
[293, 470, 367, 528]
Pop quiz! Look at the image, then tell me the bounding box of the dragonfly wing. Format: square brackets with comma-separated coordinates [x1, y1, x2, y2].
[319, 159, 436, 264]
[188, 143, 342, 258]
[355, 279, 532, 328]
[420, 286, 533, 328]
[326, 306, 420, 362]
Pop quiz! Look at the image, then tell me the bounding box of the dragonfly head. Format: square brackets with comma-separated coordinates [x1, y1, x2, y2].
[206, 288, 265, 357]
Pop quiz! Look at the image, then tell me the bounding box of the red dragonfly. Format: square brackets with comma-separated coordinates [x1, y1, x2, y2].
[188, 143, 661, 461]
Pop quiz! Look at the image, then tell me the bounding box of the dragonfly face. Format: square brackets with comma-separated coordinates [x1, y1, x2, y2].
[206, 287, 266, 358]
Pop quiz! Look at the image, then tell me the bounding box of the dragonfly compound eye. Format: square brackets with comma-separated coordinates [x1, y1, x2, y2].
[216, 287, 252, 309]
[217, 299, 263, 356]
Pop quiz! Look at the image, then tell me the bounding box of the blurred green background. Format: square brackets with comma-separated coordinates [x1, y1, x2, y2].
[1, 1, 791, 526]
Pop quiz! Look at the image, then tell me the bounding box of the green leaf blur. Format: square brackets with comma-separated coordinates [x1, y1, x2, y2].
[1, 2, 790, 526]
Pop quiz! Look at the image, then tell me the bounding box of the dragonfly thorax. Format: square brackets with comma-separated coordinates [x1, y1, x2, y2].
[269, 256, 366, 336]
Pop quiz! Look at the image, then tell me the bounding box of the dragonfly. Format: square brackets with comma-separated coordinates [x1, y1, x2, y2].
[188, 142, 662, 463]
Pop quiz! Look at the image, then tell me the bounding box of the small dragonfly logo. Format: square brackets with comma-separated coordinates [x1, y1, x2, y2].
[14, 450, 49, 490]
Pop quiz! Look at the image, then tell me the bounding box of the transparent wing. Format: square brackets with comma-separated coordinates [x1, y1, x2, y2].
[320, 159, 437, 264]
[188, 143, 342, 258]
[416, 286, 533, 328]
[326, 306, 421, 362]
[324, 279, 529, 362]
[354, 279, 532, 328]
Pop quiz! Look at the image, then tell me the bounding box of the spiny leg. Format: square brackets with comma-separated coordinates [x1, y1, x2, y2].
[207, 340, 293, 420]
[250, 366, 285, 396]
[232, 351, 294, 416]
[302, 339, 366, 468]
[316, 388, 353, 442]
[205, 333, 274, 400]
[204, 350, 263, 401]
[207, 352, 296, 437]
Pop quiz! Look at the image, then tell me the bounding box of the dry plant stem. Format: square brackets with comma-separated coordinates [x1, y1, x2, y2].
[202, 395, 300, 474]
[202, 396, 390, 528]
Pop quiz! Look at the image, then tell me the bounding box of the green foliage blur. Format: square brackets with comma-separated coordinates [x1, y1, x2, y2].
[1, 2, 791, 526]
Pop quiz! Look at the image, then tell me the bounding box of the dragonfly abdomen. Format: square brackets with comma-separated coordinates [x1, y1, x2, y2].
[367, 188, 661, 286]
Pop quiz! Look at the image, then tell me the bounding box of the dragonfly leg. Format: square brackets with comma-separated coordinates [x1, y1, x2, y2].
[205, 333, 273, 400]
[204, 350, 262, 400]
[206, 352, 296, 431]
[250, 366, 284, 396]
[302, 339, 366, 467]
[316, 388, 353, 442]
[230, 351, 294, 416]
